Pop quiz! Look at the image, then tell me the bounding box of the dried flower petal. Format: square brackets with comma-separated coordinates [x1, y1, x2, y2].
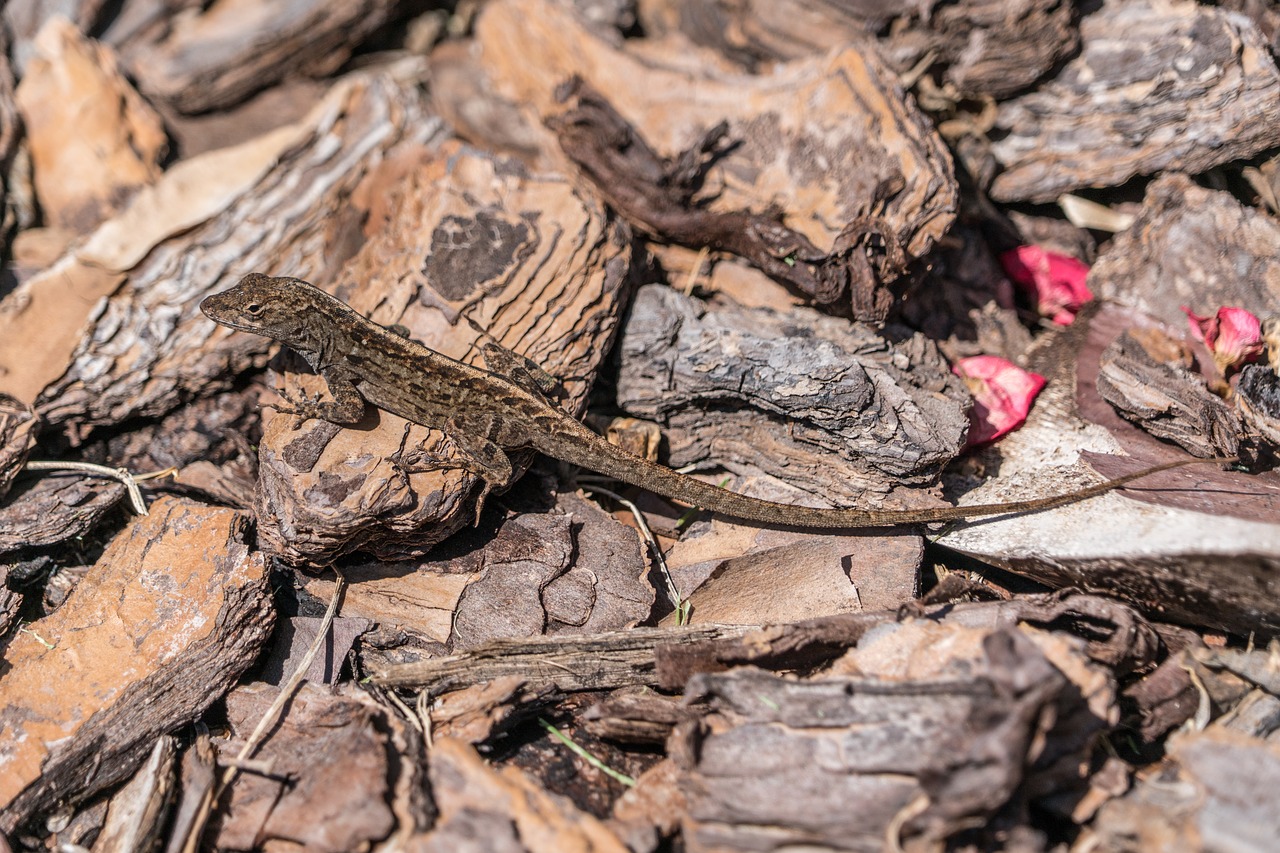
[1181, 305, 1264, 374]
[999, 245, 1093, 325]
[952, 356, 1047, 447]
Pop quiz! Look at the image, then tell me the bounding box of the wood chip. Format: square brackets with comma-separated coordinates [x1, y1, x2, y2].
[0, 497, 272, 833]
[991, 1, 1280, 202]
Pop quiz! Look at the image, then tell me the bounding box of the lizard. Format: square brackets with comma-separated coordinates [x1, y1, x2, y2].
[201, 273, 1230, 529]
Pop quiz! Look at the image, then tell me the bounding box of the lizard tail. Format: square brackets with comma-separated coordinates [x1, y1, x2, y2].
[536, 422, 1234, 527]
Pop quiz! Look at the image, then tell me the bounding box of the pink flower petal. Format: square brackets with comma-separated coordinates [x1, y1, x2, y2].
[1181, 305, 1264, 373]
[999, 245, 1093, 325]
[952, 356, 1047, 447]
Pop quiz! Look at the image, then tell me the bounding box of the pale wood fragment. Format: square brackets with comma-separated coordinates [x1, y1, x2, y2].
[15, 18, 167, 234]
[0, 497, 273, 833]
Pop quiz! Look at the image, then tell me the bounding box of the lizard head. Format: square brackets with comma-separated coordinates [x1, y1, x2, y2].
[201, 273, 332, 354]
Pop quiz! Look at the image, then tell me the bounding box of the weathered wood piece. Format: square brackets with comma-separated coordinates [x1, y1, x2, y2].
[671, 629, 1076, 851]
[642, 0, 1078, 99]
[616, 284, 970, 499]
[0, 497, 273, 834]
[0, 473, 124, 556]
[93, 736, 177, 853]
[253, 141, 630, 563]
[0, 66, 442, 424]
[15, 19, 166, 235]
[368, 624, 752, 693]
[1097, 327, 1242, 459]
[471, 0, 958, 317]
[214, 684, 395, 853]
[118, 0, 411, 114]
[1090, 174, 1280, 330]
[990, 1, 1280, 202]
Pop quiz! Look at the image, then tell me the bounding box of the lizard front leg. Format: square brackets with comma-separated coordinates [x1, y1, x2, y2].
[270, 365, 368, 424]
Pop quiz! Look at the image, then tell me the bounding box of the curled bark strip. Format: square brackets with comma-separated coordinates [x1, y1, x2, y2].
[548, 77, 900, 318]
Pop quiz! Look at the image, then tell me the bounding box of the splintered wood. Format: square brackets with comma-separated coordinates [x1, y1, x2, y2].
[2, 0, 1280, 850]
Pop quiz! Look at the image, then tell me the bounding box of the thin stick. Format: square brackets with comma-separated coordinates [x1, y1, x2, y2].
[217, 571, 347, 791]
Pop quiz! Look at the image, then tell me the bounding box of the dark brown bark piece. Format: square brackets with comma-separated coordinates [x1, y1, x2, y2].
[0, 496, 273, 834]
[214, 684, 397, 853]
[1097, 328, 1241, 459]
[646, 0, 1078, 100]
[672, 629, 1070, 850]
[119, 0, 411, 114]
[991, 1, 1280, 202]
[0, 473, 125, 556]
[419, 737, 629, 853]
[368, 625, 752, 693]
[0, 394, 37, 501]
[616, 284, 969, 498]
[549, 79, 892, 316]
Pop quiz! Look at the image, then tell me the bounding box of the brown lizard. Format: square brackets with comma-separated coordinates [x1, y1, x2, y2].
[201, 273, 1227, 528]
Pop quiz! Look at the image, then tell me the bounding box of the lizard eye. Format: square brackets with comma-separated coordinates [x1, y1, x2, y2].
[244, 303, 263, 315]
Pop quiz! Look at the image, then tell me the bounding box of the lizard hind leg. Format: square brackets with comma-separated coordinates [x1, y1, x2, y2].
[444, 421, 516, 526]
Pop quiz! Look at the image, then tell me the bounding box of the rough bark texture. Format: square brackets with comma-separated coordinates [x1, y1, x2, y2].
[990, 0, 1280, 202]
[643, 0, 1079, 99]
[617, 284, 970, 496]
[119, 0, 414, 114]
[0, 497, 273, 834]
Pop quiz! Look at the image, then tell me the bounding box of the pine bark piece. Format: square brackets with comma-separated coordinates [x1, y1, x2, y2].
[0, 66, 441, 419]
[1090, 728, 1280, 852]
[368, 625, 752, 693]
[643, 0, 1077, 100]
[214, 684, 396, 853]
[1090, 173, 1280, 329]
[0, 394, 37, 500]
[254, 141, 630, 564]
[1097, 328, 1242, 459]
[617, 284, 970, 499]
[672, 629, 1070, 851]
[990, 0, 1280, 203]
[937, 303, 1280, 637]
[15, 18, 167, 234]
[0, 474, 125, 556]
[119, 0, 409, 114]
[422, 737, 630, 853]
[473, 0, 958, 317]
[0, 496, 273, 834]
